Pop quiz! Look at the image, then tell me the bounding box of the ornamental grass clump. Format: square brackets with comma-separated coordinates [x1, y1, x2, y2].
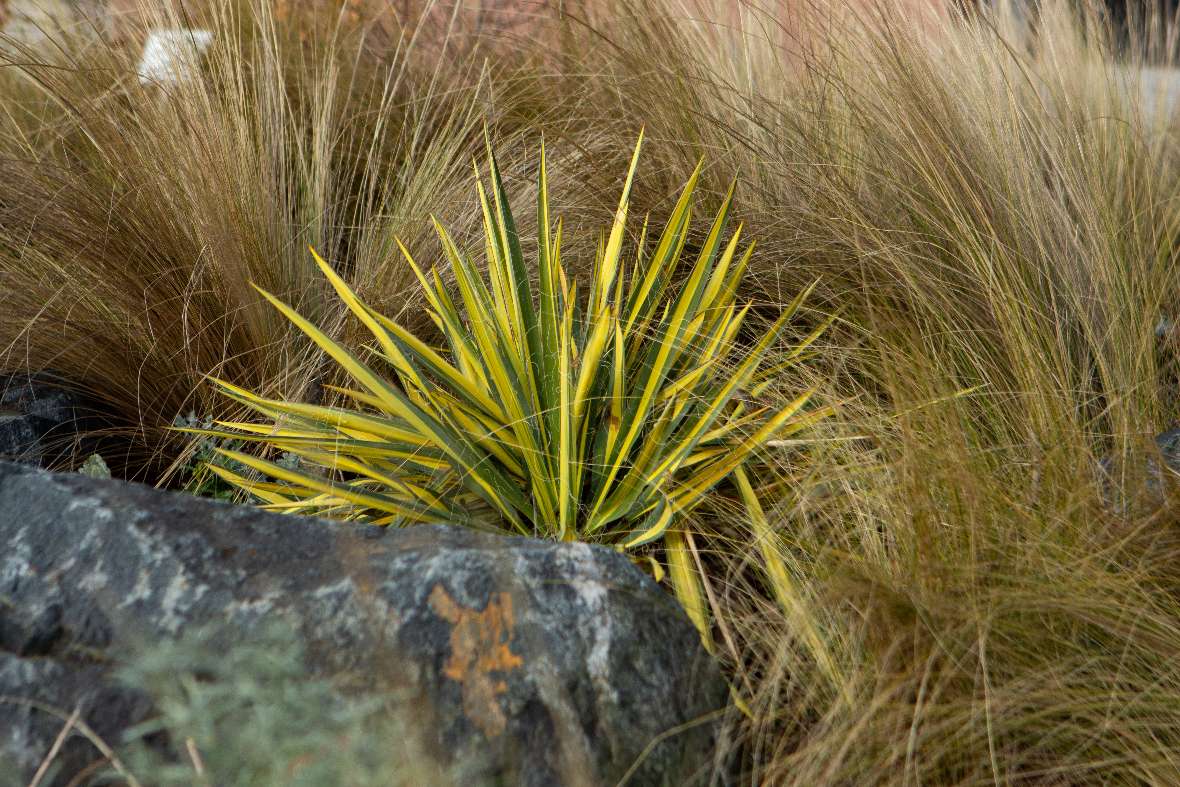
[191, 135, 825, 625]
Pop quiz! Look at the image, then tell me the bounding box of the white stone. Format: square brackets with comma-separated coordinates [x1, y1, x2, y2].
[137, 29, 213, 85]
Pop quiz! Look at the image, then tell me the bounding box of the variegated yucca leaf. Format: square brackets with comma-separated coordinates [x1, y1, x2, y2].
[187, 135, 827, 638]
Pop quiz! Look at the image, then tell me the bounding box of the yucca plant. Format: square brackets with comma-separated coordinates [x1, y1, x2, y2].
[189, 134, 826, 634]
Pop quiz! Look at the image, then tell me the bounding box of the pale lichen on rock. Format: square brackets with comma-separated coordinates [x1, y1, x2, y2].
[0, 460, 726, 785]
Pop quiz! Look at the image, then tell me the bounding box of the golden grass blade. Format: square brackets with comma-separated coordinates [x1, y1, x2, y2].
[663, 528, 713, 649]
[733, 466, 848, 704]
[624, 161, 701, 333]
[593, 131, 643, 316]
[204, 464, 294, 506]
[214, 448, 435, 521]
[367, 309, 507, 422]
[670, 390, 818, 511]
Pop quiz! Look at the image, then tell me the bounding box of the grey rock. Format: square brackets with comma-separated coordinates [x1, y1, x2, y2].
[0, 460, 726, 785]
[1140, 427, 1180, 500]
[0, 373, 89, 466]
[1097, 428, 1180, 510]
[1155, 427, 1180, 469]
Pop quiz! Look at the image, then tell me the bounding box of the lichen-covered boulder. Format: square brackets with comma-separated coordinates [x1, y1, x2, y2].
[0, 460, 726, 785]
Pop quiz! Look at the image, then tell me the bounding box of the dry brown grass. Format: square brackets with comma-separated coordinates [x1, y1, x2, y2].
[0, 0, 559, 478]
[8, 0, 1180, 783]
[552, 1, 1180, 782]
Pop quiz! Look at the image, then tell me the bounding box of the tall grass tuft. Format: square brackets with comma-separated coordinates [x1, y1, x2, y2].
[0, 0, 543, 479]
[550, 0, 1180, 781]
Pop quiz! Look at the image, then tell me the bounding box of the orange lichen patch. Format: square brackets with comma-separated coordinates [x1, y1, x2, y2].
[428, 584, 524, 738]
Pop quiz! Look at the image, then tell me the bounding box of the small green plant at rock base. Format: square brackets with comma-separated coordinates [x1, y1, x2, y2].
[185, 134, 828, 638]
[78, 453, 112, 479]
[172, 412, 248, 500]
[173, 411, 303, 501]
